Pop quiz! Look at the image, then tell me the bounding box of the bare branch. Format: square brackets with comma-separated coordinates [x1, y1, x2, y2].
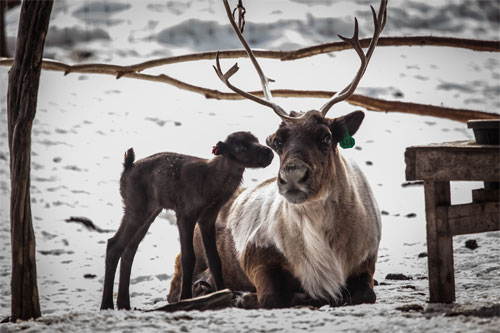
[1, 37, 496, 78]
[0, 56, 494, 123]
[71, 37, 500, 73]
[1, 32, 498, 124]
[284, 36, 499, 61]
[0, 36, 498, 73]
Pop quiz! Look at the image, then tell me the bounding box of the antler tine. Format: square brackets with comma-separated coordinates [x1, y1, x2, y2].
[213, 52, 284, 115]
[320, 0, 387, 117]
[215, 0, 303, 121]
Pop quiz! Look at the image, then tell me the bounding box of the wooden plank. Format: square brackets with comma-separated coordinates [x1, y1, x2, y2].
[472, 189, 500, 203]
[405, 141, 500, 181]
[409, 140, 497, 150]
[447, 201, 500, 219]
[404, 148, 417, 181]
[443, 202, 500, 236]
[424, 181, 455, 303]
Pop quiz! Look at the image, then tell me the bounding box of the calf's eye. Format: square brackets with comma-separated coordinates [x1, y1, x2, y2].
[234, 144, 247, 152]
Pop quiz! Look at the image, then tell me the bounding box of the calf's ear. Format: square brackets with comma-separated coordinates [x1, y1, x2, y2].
[329, 110, 365, 143]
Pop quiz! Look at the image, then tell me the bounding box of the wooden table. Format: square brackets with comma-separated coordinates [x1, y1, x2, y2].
[405, 140, 500, 303]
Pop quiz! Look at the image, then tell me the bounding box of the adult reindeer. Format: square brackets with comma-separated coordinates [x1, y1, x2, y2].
[168, 0, 386, 308]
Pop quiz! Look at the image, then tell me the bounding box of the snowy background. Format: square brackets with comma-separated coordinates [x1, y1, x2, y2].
[0, 0, 499, 332]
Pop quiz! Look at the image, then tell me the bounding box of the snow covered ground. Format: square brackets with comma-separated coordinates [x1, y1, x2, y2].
[0, 0, 499, 332]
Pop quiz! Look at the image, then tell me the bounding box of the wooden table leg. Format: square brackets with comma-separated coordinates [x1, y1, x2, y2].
[424, 181, 455, 303]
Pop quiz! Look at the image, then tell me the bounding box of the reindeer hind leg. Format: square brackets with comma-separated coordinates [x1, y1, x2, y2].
[116, 208, 162, 310]
[101, 211, 143, 310]
[177, 214, 198, 300]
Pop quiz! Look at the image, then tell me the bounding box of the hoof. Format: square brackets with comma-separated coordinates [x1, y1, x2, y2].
[192, 280, 215, 298]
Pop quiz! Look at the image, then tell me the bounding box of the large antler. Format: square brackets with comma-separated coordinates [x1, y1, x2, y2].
[214, 0, 300, 121]
[319, 0, 387, 116]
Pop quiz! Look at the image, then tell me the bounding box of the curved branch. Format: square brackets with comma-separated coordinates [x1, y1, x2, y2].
[120, 37, 500, 70]
[206, 89, 497, 123]
[0, 57, 495, 123]
[2, 36, 496, 75]
[285, 36, 500, 60]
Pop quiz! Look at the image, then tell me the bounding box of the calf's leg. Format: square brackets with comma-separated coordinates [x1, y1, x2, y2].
[178, 215, 197, 300]
[198, 210, 225, 291]
[101, 211, 142, 310]
[116, 208, 162, 310]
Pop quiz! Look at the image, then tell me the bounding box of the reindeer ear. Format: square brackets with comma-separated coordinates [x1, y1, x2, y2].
[212, 141, 227, 155]
[329, 110, 365, 143]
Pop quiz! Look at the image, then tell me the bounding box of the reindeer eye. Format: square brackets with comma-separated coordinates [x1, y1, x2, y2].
[270, 137, 285, 154]
[321, 134, 332, 145]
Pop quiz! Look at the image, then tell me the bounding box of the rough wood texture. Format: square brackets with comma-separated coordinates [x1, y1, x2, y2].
[7, 0, 53, 321]
[0, 0, 6, 57]
[405, 141, 500, 181]
[406, 139, 500, 303]
[424, 181, 455, 303]
[472, 189, 500, 203]
[443, 202, 500, 236]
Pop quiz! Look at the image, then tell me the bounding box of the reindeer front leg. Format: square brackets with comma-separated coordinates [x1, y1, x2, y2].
[243, 244, 298, 309]
[198, 208, 225, 291]
[254, 266, 295, 308]
[177, 214, 198, 300]
[342, 254, 377, 305]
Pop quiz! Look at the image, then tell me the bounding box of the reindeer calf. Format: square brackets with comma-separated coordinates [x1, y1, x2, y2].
[100, 131, 274, 310]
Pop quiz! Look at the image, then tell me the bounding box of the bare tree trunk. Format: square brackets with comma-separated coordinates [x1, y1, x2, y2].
[0, 0, 7, 57]
[7, 0, 53, 322]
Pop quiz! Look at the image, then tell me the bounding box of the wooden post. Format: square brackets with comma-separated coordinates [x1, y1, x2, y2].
[7, 0, 53, 321]
[0, 0, 6, 57]
[423, 181, 455, 303]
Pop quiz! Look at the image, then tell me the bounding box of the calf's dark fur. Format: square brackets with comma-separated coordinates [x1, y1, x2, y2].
[100, 131, 273, 310]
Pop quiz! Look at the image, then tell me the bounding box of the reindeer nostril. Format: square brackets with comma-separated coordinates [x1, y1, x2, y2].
[278, 175, 287, 185]
[298, 169, 310, 184]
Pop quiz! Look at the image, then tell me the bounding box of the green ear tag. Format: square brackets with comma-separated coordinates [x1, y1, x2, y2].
[339, 128, 355, 149]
